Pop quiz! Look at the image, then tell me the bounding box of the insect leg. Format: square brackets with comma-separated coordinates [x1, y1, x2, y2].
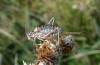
[57, 28, 60, 46]
[42, 27, 58, 39]
[47, 17, 54, 25]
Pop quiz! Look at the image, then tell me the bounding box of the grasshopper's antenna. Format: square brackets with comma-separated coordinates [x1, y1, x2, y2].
[48, 17, 54, 25]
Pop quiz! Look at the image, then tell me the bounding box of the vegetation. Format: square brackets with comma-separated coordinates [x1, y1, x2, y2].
[0, 0, 100, 65]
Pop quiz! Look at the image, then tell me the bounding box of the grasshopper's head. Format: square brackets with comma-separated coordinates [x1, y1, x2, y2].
[26, 31, 35, 41]
[26, 27, 40, 41]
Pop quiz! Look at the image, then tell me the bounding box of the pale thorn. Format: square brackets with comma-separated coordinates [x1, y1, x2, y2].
[38, 44, 43, 48]
[23, 60, 27, 65]
[49, 43, 55, 48]
[38, 62, 46, 65]
[26, 34, 31, 40]
[32, 63, 34, 65]
[34, 27, 40, 32]
[29, 63, 32, 65]
[23, 61, 35, 65]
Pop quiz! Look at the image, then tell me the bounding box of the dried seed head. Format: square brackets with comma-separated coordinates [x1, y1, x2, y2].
[37, 43, 57, 61]
[38, 62, 46, 65]
[60, 35, 74, 54]
[34, 27, 40, 32]
[65, 35, 74, 45]
[25, 18, 75, 65]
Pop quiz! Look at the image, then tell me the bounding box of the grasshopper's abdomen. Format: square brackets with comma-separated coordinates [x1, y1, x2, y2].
[36, 25, 63, 39]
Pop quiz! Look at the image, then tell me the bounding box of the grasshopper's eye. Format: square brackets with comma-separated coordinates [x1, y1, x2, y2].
[29, 32, 33, 36]
[27, 32, 32, 37]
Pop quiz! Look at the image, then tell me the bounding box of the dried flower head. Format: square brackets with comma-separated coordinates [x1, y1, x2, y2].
[24, 17, 77, 65]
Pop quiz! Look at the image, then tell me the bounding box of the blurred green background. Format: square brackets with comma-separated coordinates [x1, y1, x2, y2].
[0, 0, 100, 65]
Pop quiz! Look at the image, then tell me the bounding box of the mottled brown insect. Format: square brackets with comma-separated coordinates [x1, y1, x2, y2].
[26, 25, 63, 41]
[26, 17, 81, 42]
